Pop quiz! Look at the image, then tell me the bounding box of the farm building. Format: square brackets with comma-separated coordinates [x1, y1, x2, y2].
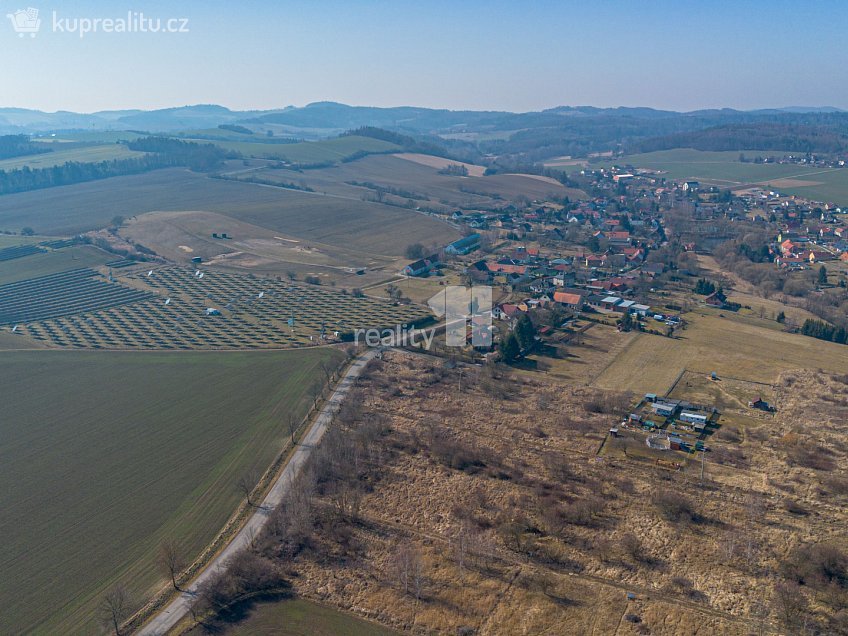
[403, 254, 440, 277]
[600, 296, 622, 311]
[652, 402, 676, 417]
[552, 291, 584, 309]
[679, 411, 708, 426]
[445, 233, 481, 256]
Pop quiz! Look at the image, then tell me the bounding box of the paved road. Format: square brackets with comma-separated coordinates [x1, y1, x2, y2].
[136, 348, 379, 635]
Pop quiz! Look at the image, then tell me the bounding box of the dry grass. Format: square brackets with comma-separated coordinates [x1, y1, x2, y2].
[228, 351, 848, 635]
[593, 312, 848, 394]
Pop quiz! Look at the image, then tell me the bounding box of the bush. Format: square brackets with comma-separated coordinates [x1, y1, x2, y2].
[653, 490, 696, 523]
[781, 543, 848, 591]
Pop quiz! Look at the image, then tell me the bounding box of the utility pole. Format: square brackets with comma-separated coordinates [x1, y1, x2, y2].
[458, 367, 463, 393]
[700, 449, 706, 486]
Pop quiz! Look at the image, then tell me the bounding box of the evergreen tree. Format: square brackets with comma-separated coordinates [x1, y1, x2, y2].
[500, 332, 520, 363]
[514, 314, 536, 351]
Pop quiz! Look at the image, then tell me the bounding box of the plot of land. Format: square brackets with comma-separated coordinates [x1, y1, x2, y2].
[0, 169, 459, 253]
[188, 598, 398, 636]
[0, 347, 341, 635]
[0, 144, 146, 171]
[393, 152, 486, 177]
[600, 148, 848, 204]
[0, 244, 112, 286]
[187, 135, 400, 163]
[121, 210, 399, 279]
[593, 312, 848, 394]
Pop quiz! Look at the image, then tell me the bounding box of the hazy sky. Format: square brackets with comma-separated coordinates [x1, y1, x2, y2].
[1, 0, 846, 113]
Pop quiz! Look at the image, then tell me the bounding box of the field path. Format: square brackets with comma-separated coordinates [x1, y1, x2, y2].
[136, 347, 380, 636]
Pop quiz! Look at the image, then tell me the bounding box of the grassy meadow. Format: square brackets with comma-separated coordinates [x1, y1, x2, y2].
[592, 311, 848, 394]
[185, 135, 400, 163]
[187, 599, 399, 636]
[0, 347, 342, 635]
[0, 244, 112, 286]
[0, 144, 146, 172]
[601, 148, 848, 204]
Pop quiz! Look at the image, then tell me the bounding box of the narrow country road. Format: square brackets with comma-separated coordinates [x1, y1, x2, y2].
[136, 347, 380, 636]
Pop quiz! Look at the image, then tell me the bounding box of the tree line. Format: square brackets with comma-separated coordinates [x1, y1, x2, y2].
[0, 134, 52, 160]
[0, 137, 231, 195]
[801, 318, 848, 345]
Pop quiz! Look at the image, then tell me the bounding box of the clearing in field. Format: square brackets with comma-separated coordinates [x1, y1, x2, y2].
[0, 347, 342, 635]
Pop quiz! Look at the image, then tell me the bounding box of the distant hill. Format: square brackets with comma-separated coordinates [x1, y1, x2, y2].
[3, 102, 848, 158]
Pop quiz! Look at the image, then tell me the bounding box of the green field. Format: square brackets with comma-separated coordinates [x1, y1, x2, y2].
[0, 234, 51, 248]
[0, 348, 342, 635]
[0, 244, 112, 285]
[185, 135, 401, 163]
[601, 148, 848, 204]
[0, 169, 458, 253]
[0, 144, 146, 171]
[33, 131, 145, 144]
[187, 598, 399, 636]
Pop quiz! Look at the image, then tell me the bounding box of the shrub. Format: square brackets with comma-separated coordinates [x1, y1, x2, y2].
[653, 490, 696, 523]
[781, 543, 848, 591]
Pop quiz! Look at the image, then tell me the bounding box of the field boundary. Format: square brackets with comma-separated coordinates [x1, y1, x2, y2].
[125, 348, 355, 633]
[134, 347, 376, 635]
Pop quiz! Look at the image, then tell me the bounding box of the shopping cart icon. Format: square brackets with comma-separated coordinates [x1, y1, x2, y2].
[7, 8, 42, 37]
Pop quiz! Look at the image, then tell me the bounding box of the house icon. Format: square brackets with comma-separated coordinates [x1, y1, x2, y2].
[7, 8, 41, 37]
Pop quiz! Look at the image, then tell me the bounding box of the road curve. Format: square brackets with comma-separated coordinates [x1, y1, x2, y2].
[136, 347, 380, 636]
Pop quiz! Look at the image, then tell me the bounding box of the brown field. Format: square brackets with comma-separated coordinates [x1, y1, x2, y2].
[0, 169, 459, 255]
[222, 154, 585, 216]
[757, 178, 823, 188]
[696, 254, 821, 326]
[215, 350, 848, 635]
[593, 312, 848, 394]
[121, 210, 404, 286]
[393, 152, 487, 177]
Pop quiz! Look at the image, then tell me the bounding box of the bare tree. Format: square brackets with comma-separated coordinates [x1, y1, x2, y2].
[320, 360, 336, 385]
[158, 539, 185, 591]
[772, 581, 809, 631]
[237, 471, 257, 507]
[101, 584, 130, 636]
[287, 413, 298, 445]
[453, 522, 471, 573]
[393, 543, 423, 597]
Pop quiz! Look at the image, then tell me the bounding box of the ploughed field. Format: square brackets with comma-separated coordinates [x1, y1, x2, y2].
[0, 347, 342, 635]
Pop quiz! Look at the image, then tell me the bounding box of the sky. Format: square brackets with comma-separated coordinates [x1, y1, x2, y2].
[0, 0, 846, 113]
